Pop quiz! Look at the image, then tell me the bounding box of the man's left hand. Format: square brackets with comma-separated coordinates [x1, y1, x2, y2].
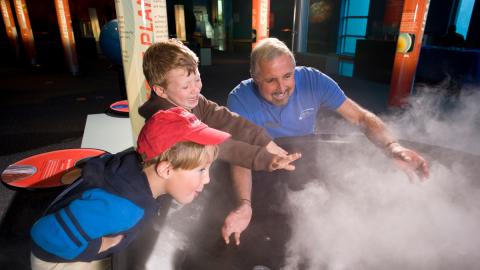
[387, 142, 429, 181]
[221, 202, 252, 246]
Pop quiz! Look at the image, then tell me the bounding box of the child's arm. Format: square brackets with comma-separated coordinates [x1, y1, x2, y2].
[197, 96, 303, 171]
[140, 94, 272, 147]
[31, 188, 143, 261]
[196, 95, 271, 146]
[218, 138, 300, 171]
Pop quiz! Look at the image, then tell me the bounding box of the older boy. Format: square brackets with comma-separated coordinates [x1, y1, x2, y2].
[30, 107, 230, 270]
[139, 39, 301, 246]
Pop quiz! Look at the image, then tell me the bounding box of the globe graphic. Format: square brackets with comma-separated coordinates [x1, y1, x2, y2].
[309, 0, 333, 24]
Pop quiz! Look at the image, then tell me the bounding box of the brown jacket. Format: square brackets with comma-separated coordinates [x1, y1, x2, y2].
[139, 93, 276, 171]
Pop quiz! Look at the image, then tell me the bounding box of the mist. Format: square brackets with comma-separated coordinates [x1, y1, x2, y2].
[140, 85, 480, 270]
[282, 86, 480, 270]
[388, 85, 480, 155]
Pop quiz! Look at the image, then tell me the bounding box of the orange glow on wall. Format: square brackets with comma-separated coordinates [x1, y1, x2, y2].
[174, 5, 186, 41]
[0, 0, 19, 56]
[13, 0, 36, 64]
[89, 8, 101, 43]
[252, 0, 270, 48]
[55, 0, 79, 75]
[388, 0, 431, 107]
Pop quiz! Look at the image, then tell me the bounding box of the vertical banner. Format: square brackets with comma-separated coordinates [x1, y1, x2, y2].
[174, 5, 186, 41]
[89, 8, 102, 53]
[13, 0, 36, 65]
[388, 0, 431, 107]
[252, 0, 270, 48]
[0, 0, 19, 58]
[54, 0, 79, 75]
[114, 0, 168, 142]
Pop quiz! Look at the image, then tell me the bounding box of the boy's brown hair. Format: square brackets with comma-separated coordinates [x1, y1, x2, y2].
[143, 39, 199, 88]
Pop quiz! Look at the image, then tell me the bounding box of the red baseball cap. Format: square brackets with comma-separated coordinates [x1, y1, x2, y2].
[137, 107, 231, 160]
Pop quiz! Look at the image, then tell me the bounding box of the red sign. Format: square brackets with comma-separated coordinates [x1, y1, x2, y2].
[388, 0, 431, 107]
[110, 100, 129, 113]
[1, 149, 106, 188]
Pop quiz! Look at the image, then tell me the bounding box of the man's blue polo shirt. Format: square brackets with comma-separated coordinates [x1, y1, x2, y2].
[227, 66, 346, 138]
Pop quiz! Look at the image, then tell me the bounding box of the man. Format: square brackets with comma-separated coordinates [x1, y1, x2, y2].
[226, 37, 430, 241]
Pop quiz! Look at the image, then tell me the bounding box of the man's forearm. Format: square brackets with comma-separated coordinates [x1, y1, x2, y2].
[230, 165, 252, 205]
[360, 111, 397, 149]
[337, 99, 397, 149]
[337, 99, 429, 179]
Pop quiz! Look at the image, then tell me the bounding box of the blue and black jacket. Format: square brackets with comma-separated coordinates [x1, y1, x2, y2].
[30, 150, 161, 262]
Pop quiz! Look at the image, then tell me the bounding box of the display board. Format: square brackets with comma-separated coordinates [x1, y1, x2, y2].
[1, 149, 106, 189]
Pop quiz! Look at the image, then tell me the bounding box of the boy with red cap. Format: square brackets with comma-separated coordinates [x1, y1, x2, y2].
[30, 107, 230, 270]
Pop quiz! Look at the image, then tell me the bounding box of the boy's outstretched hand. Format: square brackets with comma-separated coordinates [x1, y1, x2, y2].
[265, 141, 288, 156]
[265, 141, 302, 171]
[269, 153, 302, 171]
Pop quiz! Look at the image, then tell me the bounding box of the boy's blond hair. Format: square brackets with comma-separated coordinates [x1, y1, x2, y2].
[143, 142, 219, 170]
[143, 39, 199, 88]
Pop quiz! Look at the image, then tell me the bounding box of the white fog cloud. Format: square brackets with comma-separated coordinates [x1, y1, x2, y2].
[283, 85, 480, 270]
